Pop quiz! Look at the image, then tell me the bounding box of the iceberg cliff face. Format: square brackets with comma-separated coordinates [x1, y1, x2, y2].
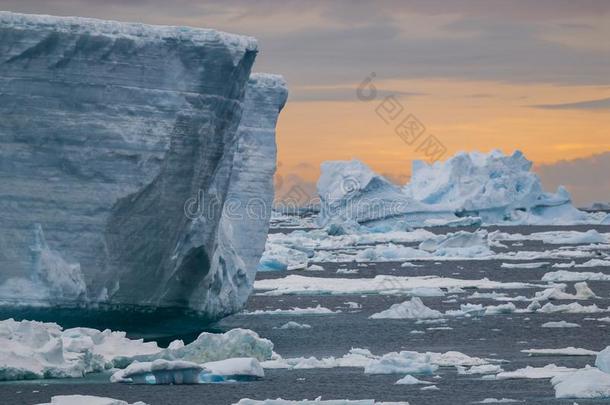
[0, 11, 286, 320]
[318, 151, 596, 227]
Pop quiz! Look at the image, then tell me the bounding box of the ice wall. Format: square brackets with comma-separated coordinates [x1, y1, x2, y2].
[0, 11, 286, 320]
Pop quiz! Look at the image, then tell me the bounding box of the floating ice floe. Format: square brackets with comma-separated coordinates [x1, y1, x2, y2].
[538, 302, 609, 314]
[111, 357, 264, 384]
[369, 298, 443, 320]
[0, 319, 273, 381]
[491, 230, 608, 245]
[259, 244, 309, 271]
[501, 262, 549, 269]
[534, 282, 597, 300]
[551, 366, 610, 399]
[541, 321, 581, 328]
[473, 399, 523, 403]
[521, 347, 598, 356]
[496, 364, 577, 379]
[596, 347, 610, 373]
[456, 364, 504, 375]
[0, 318, 161, 380]
[254, 275, 540, 296]
[234, 399, 410, 405]
[36, 395, 147, 405]
[262, 348, 492, 374]
[542, 270, 610, 282]
[243, 305, 339, 315]
[277, 322, 312, 330]
[395, 375, 434, 385]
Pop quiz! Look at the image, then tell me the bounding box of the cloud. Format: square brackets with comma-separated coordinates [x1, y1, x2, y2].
[535, 152, 610, 206]
[531, 97, 610, 110]
[3, 1, 609, 88]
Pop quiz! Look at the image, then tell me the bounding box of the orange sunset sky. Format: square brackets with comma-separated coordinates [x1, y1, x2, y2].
[3, 0, 609, 205]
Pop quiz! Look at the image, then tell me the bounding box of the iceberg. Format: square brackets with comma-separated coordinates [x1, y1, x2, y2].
[110, 357, 264, 384]
[317, 150, 603, 228]
[369, 297, 443, 320]
[551, 366, 610, 399]
[0, 11, 287, 322]
[0, 318, 272, 381]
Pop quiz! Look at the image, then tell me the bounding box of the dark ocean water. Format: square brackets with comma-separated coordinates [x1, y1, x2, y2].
[2, 225, 610, 405]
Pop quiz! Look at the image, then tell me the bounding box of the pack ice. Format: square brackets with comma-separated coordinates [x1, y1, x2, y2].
[0, 12, 287, 319]
[318, 150, 606, 227]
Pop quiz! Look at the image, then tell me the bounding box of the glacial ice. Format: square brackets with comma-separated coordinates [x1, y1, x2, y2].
[551, 366, 610, 399]
[496, 364, 577, 380]
[596, 346, 610, 373]
[0, 319, 272, 381]
[110, 357, 264, 384]
[0, 11, 287, 319]
[317, 150, 605, 228]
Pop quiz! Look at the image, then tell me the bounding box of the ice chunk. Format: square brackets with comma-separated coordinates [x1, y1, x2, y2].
[369, 297, 443, 320]
[542, 270, 610, 282]
[364, 352, 438, 375]
[551, 366, 610, 399]
[496, 364, 577, 379]
[110, 359, 205, 384]
[243, 305, 339, 315]
[595, 347, 610, 373]
[541, 321, 581, 328]
[395, 375, 434, 385]
[117, 329, 274, 367]
[258, 244, 309, 271]
[278, 322, 312, 330]
[36, 395, 148, 405]
[234, 399, 410, 405]
[522, 347, 598, 356]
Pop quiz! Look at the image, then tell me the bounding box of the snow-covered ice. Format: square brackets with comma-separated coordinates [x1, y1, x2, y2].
[36, 395, 147, 405]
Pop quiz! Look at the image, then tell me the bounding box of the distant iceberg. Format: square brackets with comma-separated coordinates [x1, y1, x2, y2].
[318, 150, 607, 228]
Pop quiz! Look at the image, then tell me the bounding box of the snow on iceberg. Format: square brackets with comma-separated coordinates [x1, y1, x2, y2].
[317, 150, 604, 227]
[596, 346, 610, 373]
[0, 11, 287, 321]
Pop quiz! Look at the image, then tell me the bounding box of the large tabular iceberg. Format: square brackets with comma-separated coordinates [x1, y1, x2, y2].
[0, 11, 287, 321]
[318, 150, 603, 227]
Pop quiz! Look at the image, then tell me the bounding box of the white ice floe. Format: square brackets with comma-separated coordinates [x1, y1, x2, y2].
[473, 399, 523, 403]
[369, 298, 443, 320]
[542, 270, 610, 282]
[576, 259, 610, 267]
[596, 346, 610, 373]
[534, 282, 597, 300]
[496, 364, 577, 379]
[243, 305, 339, 315]
[263, 348, 491, 375]
[456, 364, 504, 375]
[541, 321, 581, 328]
[234, 399, 410, 405]
[254, 275, 540, 296]
[521, 347, 598, 356]
[111, 357, 264, 384]
[395, 375, 434, 385]
[501, 262, 549, 269]
[0, 318, 161, 381]
[551, 366, 610, 399]
[35, 395, 147, 405]
[491, 230, 608, 245]
[538, 302, 609, 314]
[278, 322, 312, 330]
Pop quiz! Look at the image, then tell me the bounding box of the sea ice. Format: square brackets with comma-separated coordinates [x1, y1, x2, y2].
[36, 395, 147, 405]
[551, 366, 610, 399]
[369, 298, 443, 320]
[521, 347, 598, 356]
[541, 321, 581, 328]
[496, 364, 577, 379]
